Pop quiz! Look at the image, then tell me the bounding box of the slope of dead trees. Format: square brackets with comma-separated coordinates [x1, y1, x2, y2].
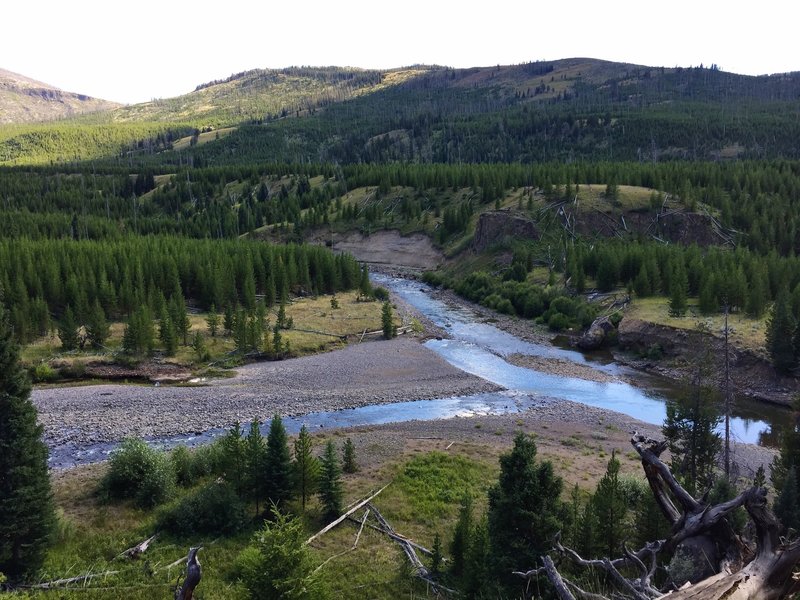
[517, 434, 800, 600]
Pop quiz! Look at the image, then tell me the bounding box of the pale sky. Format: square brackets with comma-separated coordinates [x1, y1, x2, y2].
[3, 0, 797, 104]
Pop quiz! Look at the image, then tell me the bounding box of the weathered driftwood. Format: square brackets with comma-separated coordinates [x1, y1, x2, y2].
[522, 434, 800, 600]
[24, 570, 120, 590]
[174, 547, 202, 600]
[305, 484, 389, 545]
[117, 534, 157, 560]
[313, 509, 371, 574]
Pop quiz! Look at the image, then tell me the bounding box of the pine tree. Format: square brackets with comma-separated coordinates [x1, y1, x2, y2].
[121, 306, 154, 356]
[245, 420, 268, 515]
[358, 265, 372, 300]
[669, 261, 689, 317]
[775, 466, 800, 533]
[237, 506, 329, 600]
[449, 493, 473, 578]
[293, 426, 319, 512]
[487, 433, 566, 591]
[222, 422, 247, 499]
[381, 301, 395, 339]
[430, 533, 443, 577]
[592, 450, 628, 557]
[191, 331, 208, 362]
[85, 300, 109, 349]
[0, 302, 55, 583]
[58, 305, 80, 351]
[265, 415, 293, 507]
[158, 308, 178, 356]
[766, 291, 797, 373]
[169, 295, 191, 346]
[463, 518, 492, 597]
[663, 370, 722, 495]
[318, 440, 343, 521]
[342, 438, 357, 473]
[206, 304, 220, 337]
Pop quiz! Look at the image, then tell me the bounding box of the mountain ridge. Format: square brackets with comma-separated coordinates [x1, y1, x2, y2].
[0, 67, 119, 124]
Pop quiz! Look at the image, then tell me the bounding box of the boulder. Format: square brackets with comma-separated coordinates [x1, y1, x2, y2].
[577, 315, 615, 350]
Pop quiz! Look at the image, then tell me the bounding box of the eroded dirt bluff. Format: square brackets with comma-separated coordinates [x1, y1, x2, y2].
[617, 317, 800, 406]
[313, 230, 444, 270]
[571, 209, 729, 246]
[472, 210, 540, 252]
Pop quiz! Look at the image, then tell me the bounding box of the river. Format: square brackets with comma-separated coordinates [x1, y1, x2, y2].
[50, 275, 787, 467]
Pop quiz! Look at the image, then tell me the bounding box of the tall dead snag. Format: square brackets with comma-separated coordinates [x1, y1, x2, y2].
[518, 434, 800, 600]
[174, 547, 202, 600]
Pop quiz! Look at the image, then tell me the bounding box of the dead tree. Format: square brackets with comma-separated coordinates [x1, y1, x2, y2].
[174, 547, 202, 600]
[518, 434, 800, 600]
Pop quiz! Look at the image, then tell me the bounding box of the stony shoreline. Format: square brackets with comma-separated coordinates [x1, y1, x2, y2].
[32, 337, 502, 450]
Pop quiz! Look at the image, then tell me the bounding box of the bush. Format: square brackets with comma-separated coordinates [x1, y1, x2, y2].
[101, 438, 175, 508]
[158, 482, 246, 536]
[547, 312, 572, 331]
[31, 363, 58, 383]
[171, 446, 194, 487]
[372, 286, 390, 301]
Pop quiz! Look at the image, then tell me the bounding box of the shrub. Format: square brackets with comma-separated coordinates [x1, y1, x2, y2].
[236, 506, 328, 600]
[158, 482, 246, 536]
[31, 363, 58, 383]
[372, 286, 390, 301]
[101, 438, 175, 508]
[547, 312, 572, 331]
[171, 446, 194, 487]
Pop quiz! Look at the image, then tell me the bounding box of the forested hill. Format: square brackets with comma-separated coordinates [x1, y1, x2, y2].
[2, 58, 800, 165]
[0, 68, 118, 124]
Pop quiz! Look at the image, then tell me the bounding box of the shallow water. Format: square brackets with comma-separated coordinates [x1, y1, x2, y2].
[375, 275, 788, 449]
[49, 275, 789, 467]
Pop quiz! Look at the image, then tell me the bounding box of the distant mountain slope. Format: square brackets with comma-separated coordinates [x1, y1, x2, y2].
[2, 58, 800, 165]
[0, 68, 118, 124]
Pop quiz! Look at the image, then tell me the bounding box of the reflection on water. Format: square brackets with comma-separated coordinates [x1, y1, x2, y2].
[49, 274, 790, 468]
[375, 274, 789, 448]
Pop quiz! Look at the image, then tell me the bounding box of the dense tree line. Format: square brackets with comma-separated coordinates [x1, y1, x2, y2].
[0, 236, 360, 343]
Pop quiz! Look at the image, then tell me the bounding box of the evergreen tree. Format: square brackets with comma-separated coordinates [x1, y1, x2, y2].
[381, 301, 395, 339]
[487, 433, 566, 591]
[0, 302, 55, 583]
[766, 291, 796, 373]
[358, 265, 372, 300]
[265, 415, 293, 507]
[206, 304, 220, 337]
[449, 493, 473, 578]
[158, 308, 178, 356]
[318, 440, 343, 521]
[237, 505, 329, 600]
[85, 300, 109, 349]
[592, 450, 628, 557]
[58, 305, 80, 351]
[669, 261, 689, 317]
[775, 466, 800, 533]
[463, 518, 492, 598]
[169, 295, 191, 346]
[121, 306, 154, 356]
[191, 331, 208, 362]
[430, 533, 443, 577]
[222, 422, 247, 499]
[771, 398, 800, 493]
[663, 369, 722, 495]
[342, 438, 357, 473]
[245, 420, 268, 515]
[293, 426, 319, 512]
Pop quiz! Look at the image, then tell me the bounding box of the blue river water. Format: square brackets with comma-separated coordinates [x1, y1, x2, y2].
[52, 275, 785, 467]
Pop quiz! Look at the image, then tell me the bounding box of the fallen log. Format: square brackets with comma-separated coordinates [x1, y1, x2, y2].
[117, 534, 157, 560]
[305, 484, 389, 545]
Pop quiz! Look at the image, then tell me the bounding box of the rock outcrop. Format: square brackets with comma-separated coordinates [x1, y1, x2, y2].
[472, 210, 539, 252]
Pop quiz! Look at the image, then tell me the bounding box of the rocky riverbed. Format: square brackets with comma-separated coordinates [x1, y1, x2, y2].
[32, 337, 502, 450]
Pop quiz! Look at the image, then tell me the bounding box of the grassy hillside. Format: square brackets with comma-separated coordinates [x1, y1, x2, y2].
[0, 68, 118, 125]
[3, 58, 800, 165]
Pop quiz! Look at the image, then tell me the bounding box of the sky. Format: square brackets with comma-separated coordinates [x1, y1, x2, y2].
[3, 0, 797, 104]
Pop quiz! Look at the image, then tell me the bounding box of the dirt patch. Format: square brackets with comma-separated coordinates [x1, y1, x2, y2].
[318, 230, 444, 270]
[617, 317, 800, 406]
